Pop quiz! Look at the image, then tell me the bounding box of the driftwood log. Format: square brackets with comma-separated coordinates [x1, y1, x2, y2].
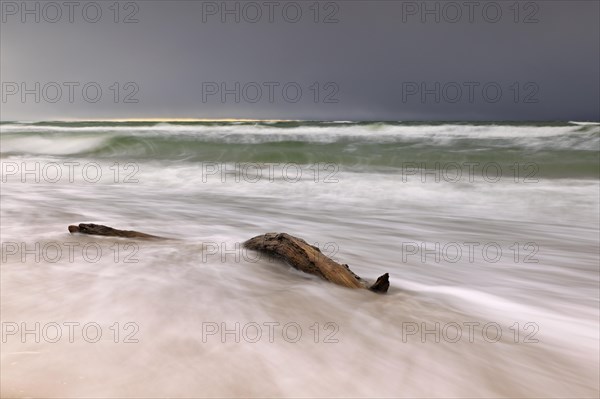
[67, 224, 389, 293]
[68, 223, 164, 240]
[244, 233, 389, 293]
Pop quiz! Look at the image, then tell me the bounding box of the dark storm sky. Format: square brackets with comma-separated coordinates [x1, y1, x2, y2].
[1, 0, 599, 121]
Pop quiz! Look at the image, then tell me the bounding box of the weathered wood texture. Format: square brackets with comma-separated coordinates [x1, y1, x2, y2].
[244, 233, 389, 293]
[67, 225, 390, 293]
[68, 223, 164, 239]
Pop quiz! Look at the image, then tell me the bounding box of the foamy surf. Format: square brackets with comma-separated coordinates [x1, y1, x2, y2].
[1, 121, 598, 398]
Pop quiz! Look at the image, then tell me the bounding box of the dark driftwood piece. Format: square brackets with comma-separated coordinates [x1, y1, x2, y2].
[68, 223, 164, 240]
[244, 233, 389, 293]
[67, 224, 389, 293]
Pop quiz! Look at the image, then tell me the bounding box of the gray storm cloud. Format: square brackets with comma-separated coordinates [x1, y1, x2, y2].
[1, 0, 598, 121]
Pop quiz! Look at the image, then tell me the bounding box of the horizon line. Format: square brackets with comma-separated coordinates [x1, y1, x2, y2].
[1, 118, 599, 124]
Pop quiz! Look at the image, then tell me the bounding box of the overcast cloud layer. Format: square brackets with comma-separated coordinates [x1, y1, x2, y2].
[1, 0, 598, 121]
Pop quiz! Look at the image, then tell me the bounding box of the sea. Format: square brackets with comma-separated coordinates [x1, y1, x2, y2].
[1, 120, 599, 397]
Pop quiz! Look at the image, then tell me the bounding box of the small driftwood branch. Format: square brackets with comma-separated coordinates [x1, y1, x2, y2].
[68, 223, 164, 240]
[244, 233, 389, 293]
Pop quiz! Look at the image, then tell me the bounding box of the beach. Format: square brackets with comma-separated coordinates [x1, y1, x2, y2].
[1, 121, 599, 397]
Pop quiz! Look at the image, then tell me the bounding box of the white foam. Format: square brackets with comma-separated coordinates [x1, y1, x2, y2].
[1, 135, 109, 155]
